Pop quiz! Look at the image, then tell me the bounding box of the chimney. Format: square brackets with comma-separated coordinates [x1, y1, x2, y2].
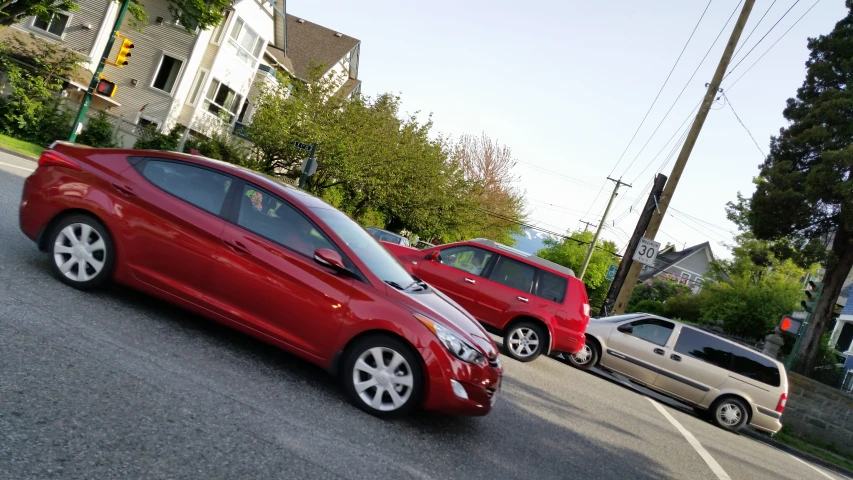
[273, 0, 287, 54]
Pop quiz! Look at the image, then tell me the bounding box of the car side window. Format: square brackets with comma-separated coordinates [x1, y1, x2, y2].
[236, 184, 335, 257]
[489, 256, 536, 293]
[619, 319, 675, 346]
[535, 270, 568, 303]
[140, 160, 232, 215]
[438, 246, 494, 276]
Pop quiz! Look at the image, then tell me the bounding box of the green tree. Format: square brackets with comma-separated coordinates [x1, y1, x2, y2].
[727, 3, 853, 373]
[77, 110, 117, 147]
[536, 231, 620, 311]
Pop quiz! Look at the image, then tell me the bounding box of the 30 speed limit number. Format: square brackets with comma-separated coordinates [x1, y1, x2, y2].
[632, 237, 661, 267]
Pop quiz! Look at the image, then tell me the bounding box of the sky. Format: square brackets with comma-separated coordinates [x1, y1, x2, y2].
[287, 0, 849, 259]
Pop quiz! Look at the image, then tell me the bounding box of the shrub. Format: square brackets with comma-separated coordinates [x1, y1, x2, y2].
[134, 126, 181, 151]
[628, 299, 667, 316]
[665, 293, 702, 322]
[77, 111, 117, 148]
[184, 132, 249, 165]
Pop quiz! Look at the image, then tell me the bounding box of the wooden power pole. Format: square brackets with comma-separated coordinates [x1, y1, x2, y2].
[600, 173, 667, 316]
[579, 177, 631, 281]
[611, 0, 756, 314]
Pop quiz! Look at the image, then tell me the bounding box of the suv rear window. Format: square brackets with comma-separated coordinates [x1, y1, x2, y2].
[674, 327, 781, 387]
[536, 270, 567, 303]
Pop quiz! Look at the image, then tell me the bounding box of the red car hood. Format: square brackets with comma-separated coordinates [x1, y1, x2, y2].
[387, 286, 498, 359]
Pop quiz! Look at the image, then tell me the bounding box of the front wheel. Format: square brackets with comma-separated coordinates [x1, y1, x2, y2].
[504, 322, 545, 362]
[567, 342, 599, 371]
[343, 335, 423, 418]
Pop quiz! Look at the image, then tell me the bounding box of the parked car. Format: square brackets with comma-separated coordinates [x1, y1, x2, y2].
[567, 313, 788, 433]
[19, 143, 503, 418]
[366, 227, 410, 247]
[383, 238, 590, 363]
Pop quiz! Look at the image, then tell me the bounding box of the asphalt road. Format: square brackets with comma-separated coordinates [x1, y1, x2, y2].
[0, 151, 845, 480]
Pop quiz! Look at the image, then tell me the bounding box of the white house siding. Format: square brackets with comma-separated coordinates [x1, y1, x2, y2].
[14, 0, 113, 62]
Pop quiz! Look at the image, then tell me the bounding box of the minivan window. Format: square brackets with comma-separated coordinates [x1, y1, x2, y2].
[141, 160, 232, 214]
[489, 256, 535, 293]
[536, 270, 567, 303]
[620, 319, 674, 346]
[439, 246, 494, 276]
[674, 327, 781, 387]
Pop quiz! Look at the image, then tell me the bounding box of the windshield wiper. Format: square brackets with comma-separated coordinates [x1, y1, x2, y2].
[404, 280, 428, 292]
[384, 280, 406, 290]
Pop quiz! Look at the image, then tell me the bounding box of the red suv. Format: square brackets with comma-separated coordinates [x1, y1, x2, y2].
[384, 239, 590, 362]
[19, 143, 503, 417]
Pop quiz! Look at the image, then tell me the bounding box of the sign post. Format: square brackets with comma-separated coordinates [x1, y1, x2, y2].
[295, 141, 317, 189]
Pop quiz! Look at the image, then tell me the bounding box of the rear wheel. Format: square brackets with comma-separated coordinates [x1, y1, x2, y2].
[342, 335, 423, 418]
[47, 214, 114, 290]
[567, 342, 599, 371]
[711, 397, 749, 432]
[504, 322, 545, 362]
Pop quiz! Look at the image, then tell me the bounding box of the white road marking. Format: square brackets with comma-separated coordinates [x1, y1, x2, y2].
[647, 398, 732, 480]
[786, 450, 841, 479]
[0, 161, 35, 172]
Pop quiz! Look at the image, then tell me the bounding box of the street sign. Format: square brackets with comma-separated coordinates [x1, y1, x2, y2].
[632, 237, 660, 267]
[300, 156, 317, 176]
[294, 141, 313, 151]
[605, 263, 618, 281]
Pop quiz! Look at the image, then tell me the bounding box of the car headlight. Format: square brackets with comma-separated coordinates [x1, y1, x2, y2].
[415, 314, 487, 366]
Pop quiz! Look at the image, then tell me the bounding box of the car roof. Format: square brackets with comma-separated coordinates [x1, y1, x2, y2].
[466, 238, 576, 278]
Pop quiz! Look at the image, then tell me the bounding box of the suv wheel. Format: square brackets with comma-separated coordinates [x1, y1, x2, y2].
[343, 335, 423, 418]
[48, 214, 114, 290]
[504, 322, 545, 362]
[712, 397, 749, 432]
[567, 342, 599, 371]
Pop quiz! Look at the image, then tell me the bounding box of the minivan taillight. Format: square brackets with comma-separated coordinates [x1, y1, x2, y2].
[583, 303, 590, 318]
[38, 151, 81, 170]
[776, 393, 787, 413]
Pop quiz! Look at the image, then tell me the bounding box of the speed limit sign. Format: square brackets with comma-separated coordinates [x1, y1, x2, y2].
[632, 237, 661, 267]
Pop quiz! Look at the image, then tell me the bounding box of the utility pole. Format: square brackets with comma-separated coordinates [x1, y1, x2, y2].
[580, 220, 598, 232]
[611, 0, 756, 314]
[579, 177, 631, 281]
[600, 173, 667, 316]
[68, 0, 132, 142]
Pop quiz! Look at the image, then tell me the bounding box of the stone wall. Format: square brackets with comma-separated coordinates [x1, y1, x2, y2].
[782, 372, 853, 454]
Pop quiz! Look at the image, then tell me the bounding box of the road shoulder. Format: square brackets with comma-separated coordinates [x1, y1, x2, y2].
[741, 428, 853, 479]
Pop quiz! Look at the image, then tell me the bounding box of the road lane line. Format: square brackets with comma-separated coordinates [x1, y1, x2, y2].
[0, 161, 35, 172]
[647, 398, 732, 480]
[786, 451, 841, 479]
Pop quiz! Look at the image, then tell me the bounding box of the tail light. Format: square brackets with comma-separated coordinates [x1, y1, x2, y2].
[776, 393, 787, 413]
[582, 303, 590, 318]
[38, 150, 81, 170]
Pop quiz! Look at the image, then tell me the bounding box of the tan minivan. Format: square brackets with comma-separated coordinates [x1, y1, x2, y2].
[567, 313, 788, 433]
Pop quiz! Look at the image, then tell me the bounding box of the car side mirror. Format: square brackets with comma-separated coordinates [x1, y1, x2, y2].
[314, 248, 346, 271]
[618, 324, 634, 335]
[426, 251, 440, 262]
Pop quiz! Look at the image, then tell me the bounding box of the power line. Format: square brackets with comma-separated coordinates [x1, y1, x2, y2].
[732, 0, 779, 59]
[668, 207, 738, 235]
[608, 0, 715, 178]
[725, 0, 804, 78]
[725, 0, 822, 90]
[514, 160, 601, 191]
[722, 92, 766, 158]
[668, 212, 731, 244]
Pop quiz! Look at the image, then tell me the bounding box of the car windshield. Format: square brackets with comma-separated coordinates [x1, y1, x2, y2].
[592, 313, 648, 323]
[312, 208, 416, 288]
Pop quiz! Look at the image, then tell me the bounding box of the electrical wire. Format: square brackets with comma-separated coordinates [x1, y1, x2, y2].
[725, 0, 804, 79]
[732, 0, 779, 60]
[722, 92, 766, 158]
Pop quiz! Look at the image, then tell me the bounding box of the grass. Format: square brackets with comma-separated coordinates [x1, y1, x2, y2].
[0, 134, 43, 158]
[774, 430, 853, 472]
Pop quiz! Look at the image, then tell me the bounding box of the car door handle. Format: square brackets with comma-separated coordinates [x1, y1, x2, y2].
[653, 348, 665, 356]
[517, 296, 529, 302]
[112, 183, 136, 196]
[464, 278, 476, 284]
[224, 239, 250, 255]
[671, 354, 682, 362]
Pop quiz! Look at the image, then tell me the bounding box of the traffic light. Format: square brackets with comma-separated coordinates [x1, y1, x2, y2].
[95, 76, 117, 97]
[780, 315, 803, 335]
[801, 280, 824, 312]
[114, 36, 134, 67]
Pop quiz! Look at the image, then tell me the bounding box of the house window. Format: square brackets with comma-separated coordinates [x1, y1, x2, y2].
[209, 12, 230, 45]
[187, 68, 209, 106]
[137, 117, 160, 129]
[151, 54, 184, 94]
[204, 79, 243, 122]
[33, 13, 70, 37]
[680, 272, 691, 284]
[226, 17, 264, 66]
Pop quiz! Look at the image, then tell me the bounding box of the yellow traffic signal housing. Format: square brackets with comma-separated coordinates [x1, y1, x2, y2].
[114, 36, 134, 67]
[96, 76, 117, 97]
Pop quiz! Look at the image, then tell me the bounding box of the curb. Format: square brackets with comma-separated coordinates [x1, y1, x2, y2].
[742, 428, 853, 478]
[0, 146, 38, 163]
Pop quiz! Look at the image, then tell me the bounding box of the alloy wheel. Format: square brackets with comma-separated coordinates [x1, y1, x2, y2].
[718, 403, 742, 427]
[571, 344, 593, 365]
[508, 327, 540, 358]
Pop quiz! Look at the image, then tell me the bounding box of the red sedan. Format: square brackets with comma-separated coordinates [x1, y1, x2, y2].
[19, 143, 502, 417]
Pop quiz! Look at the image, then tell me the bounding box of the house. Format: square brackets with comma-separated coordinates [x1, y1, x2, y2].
[2, 0, 361, 146]
[638, 241, 715, 293]
[829, 280, 853, 354]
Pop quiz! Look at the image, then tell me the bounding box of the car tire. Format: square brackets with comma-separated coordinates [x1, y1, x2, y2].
[567, 342, 599, 371]
[711, 397, 749, 432]
[503, 321, 545, 363]
[343, 334, 423, 418]
[47, 214, 115, 290]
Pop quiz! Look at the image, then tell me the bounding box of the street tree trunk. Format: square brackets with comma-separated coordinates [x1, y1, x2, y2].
[794, 223, 853, 375]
